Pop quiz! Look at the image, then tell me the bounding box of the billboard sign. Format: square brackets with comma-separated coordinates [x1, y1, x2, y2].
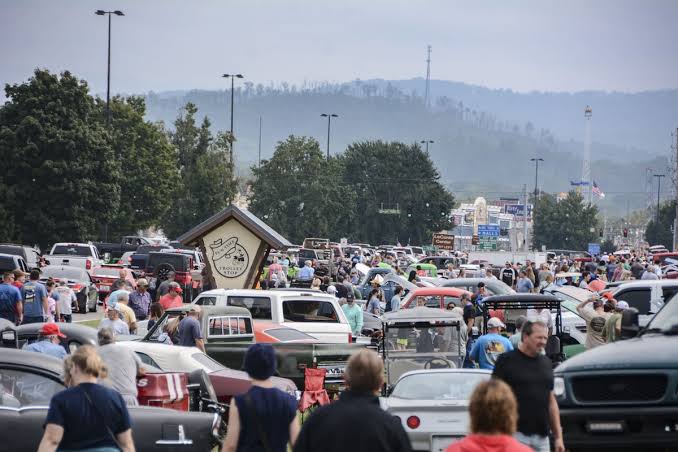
[432, 233, 455, 251]
[477, 224, 500, 237]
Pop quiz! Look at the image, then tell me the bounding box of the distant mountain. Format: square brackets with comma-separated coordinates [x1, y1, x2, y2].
[143, 80, 675, 217]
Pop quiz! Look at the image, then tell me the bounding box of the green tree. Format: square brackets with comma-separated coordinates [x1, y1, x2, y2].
[105, 96, 177, 238]
[248, 135, 355, 243]
[645, 200, 676, 248]
[532, 191, 598, 250]
[341, 141, 455, 244]
[160, 104, 235, 238]
[0, 69, 119, 248]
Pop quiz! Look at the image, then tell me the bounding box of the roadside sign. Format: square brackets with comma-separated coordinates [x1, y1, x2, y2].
[477, 224, 500, 237]
[432, 233, 455, 251]
[479, 237, 497, 250]
[588, 243, 601, 256]
[423, 245, 438, 253]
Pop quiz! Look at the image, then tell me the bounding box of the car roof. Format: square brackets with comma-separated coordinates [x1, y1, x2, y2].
[166, 305, 252, 317]
[0, 348, 64, 376]
[612, 280, 678, 290]
[383, 306, 463, 323]
[196, 288, 337, 300]
[408, 287, 472, 297]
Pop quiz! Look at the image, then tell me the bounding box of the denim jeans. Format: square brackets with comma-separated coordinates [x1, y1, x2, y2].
[514, 431, 550, 452]
[23, 316, 44, 325]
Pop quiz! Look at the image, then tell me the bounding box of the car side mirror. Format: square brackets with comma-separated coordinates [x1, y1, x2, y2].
[620, 307, 640, 339]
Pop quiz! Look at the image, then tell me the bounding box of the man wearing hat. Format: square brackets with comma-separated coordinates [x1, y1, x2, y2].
[159, 282, 184, 310]
[129, 278, 151, 320]
[98, 305, 130, 336]
[576, 295, 610, 349]
[469, 317, 513, 370]
[341, 291, 363, 337]
[178, 305, 205, 352]
[603, 300, 629, 343]
[23, 323, 67, 359]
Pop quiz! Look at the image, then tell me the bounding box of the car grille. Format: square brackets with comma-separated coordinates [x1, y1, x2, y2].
[571, 375, 667, 403]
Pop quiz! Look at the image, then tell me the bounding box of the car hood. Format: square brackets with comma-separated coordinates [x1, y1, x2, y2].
[555, 333, 678, 373]
[382, 397, 469, 410]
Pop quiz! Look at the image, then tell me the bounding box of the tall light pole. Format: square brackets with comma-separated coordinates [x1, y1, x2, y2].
[420, 140, 434, 153]
[320, 113, 338, 159]
[95, 9, 124, 127]
[530, 158, 544, 198]
[222, 74, 244, 165]
[654, 174, 665, 239]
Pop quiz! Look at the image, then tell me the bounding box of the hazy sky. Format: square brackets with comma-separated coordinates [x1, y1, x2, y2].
[2, 0, 678, 99]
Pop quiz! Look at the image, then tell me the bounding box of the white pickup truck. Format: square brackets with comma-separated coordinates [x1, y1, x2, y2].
[48, 242, 102, 272]
[192, 289, 353, 344]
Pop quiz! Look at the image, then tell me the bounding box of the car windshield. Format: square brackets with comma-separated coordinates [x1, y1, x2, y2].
[646, 292, 678, 331]
[41, 267, 87, 281]
[391, 372, 489, 400]
[192, 353, 225, 372]
[52, 245, 91, 256]
[548, 290, 583, 314]
[0, 368, 65, 407]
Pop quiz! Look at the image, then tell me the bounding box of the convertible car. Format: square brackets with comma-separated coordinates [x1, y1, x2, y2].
[0, 349, 222, 450]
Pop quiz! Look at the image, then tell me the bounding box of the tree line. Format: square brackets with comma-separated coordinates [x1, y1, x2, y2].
[0, 69, 235, 249]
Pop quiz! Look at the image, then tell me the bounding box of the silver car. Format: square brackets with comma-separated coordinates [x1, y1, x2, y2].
[381, 369, 491, 451]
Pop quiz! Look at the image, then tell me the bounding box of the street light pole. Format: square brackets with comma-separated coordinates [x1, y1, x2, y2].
[530, 158, 544, 198]
[95, 9, 124, 128]
[222, 74, 244, 165]
[420, 140, 434, 153]
[320, 113, 338, 159]
[654, 174, 665, 238]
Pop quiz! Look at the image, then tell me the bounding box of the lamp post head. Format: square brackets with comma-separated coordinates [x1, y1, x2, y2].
[95, 10, 106, 15]
[331, 114, 338, 118]
[235, 74, 244, 78]
[113, 10, 124, 16]
[320, 113, 328, 117]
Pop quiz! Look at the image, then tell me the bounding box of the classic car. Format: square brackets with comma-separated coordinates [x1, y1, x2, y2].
[0, 348, 221, 451]
[381, 369, 491, 451]
[144, 305, 362, 390]
[115, 340, 298, 403]
[400, 287, 473, 310]
[91, 265, 126, 300]
[39, 265, 99, 313]
[441, 278, 515, 296]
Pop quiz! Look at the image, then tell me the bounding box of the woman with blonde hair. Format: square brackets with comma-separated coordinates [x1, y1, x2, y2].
[38, 345, 135, 452]
[445, 379, 530, 451]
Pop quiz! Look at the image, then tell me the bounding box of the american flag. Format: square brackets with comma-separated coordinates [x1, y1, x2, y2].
[592, 181, 605, 198]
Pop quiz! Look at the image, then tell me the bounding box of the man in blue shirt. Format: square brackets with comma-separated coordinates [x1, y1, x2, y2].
[178, 306, 205, 352]
[469, 317, 513, 370]
[298, 260, 315, 281]
[21, 269, 48, 324]
[516, 271, 534, 293]
[23, 323, 67, 359]
[0, 271, 23, 324]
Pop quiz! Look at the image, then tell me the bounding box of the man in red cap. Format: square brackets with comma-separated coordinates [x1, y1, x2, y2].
[159, 282, 184, 310]
[23, 323, 67, 359]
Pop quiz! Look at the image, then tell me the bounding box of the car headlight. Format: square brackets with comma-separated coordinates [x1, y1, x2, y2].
[554, 377, 566, 397]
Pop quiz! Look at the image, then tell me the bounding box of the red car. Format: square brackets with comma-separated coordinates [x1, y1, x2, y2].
[401, 287, 473, 309]
[254, 321, 318, 343]
[91, 265, 126, 300]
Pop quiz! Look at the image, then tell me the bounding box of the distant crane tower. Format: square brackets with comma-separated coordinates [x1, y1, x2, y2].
[582, 106, 592, 204]
[424, 45, 432, 109]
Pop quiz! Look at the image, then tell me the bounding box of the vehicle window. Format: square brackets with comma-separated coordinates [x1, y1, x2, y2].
[195, 296, 217, 306]
[227, 296, 272, 320]
[207, 316, 253, 337]
[391, 372, 489, 400]
[662, 286, 678, 302]
[616, 289, 652, 314]
[147, 313, 180, 340]
[407, 296, 440, 309]
[442, 296, 461, 307]
[0, 256, 16, 272]
[282, 300, 339, 323]
[264, 328, 316, 342]
[192, 353, 224, 372]
[51, 245, 92, 256]
[0, 368, 64, 407]
[298, 250, 316, 260]
[135, 352, 161, 369]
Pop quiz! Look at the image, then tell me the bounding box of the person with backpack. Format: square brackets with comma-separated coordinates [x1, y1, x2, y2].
[22, 269, 49, 324]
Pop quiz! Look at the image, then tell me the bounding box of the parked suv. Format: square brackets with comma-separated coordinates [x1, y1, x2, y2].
[0, 253, 29, 274]
[0, 244, 42, 270]
[145, 251, 194, 303]
[554, 297, 678, 449]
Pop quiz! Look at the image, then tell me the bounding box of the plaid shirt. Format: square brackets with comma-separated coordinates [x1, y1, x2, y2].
[128, 290, 151, 319]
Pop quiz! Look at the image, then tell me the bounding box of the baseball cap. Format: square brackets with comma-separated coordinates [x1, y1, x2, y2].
[487, 317, 506, 329]
[616, 300, 629, 310]
[136, 278, 149, 287]
[40, 323, 66, 338]
[346, 291, 355, 302]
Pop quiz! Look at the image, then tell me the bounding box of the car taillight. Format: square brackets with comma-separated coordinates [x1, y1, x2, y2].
[72, 284, 83, 291]
[86, 259, 92, 270]
[348, 333, 353, 344]
[406, 416, 420, 429]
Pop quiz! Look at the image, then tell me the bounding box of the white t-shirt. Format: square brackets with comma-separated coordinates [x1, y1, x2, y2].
[54, 286, 76, 315]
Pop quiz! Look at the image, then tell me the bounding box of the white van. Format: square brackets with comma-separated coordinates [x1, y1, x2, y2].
[192, 289, 352, 343]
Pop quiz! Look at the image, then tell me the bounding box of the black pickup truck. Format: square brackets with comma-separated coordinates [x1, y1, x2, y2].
[554, 300, 678, 450]
[94, 235, 153, 259]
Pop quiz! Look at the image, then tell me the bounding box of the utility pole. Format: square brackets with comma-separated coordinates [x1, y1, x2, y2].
[530, 158, 544, 198]
[258, 116, 262, 169]
[674, 128, 678, 250]
[222, 74, 244, 166]
[95, 10, 124, 128]
[320, 113, 338, 159]
[523, 184, 529, 251]
[654, 174, 665, 244]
